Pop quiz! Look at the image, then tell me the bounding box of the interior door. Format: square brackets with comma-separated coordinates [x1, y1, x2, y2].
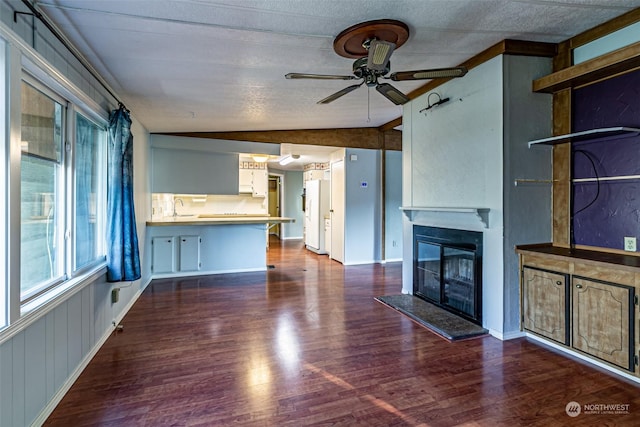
[330, 160, 345, 263]
[268, 176, 280, 237]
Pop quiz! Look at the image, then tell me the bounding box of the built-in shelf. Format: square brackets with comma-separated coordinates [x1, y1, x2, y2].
[528, 127, 640, 148]
[400, 207, 490, 228]
[532, 40, 640, 93]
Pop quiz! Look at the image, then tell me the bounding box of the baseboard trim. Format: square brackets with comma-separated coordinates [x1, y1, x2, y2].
[526, 333, 640, 384]
[488, 329, 526, 341]
[151, 267, 266, 279]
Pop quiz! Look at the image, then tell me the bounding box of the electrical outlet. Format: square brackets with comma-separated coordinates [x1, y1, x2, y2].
[111, 288, 120, 303]
[624, 237, 636, 252]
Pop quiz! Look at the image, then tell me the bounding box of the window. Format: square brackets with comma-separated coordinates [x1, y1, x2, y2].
[19, 80, 107, 304]
[74, 112, 106, 272]
[20, 81, 65, 301]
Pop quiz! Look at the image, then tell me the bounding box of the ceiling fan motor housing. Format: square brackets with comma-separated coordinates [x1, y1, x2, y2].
[352, 57, 389, 85]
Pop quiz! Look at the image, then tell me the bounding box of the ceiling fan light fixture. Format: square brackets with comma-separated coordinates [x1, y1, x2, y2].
[367, 40, 395, 71]
[376, 83, 409, 105]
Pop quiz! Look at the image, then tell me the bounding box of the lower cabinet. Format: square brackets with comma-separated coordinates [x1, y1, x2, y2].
[522, 266, 568, 344]
[151, 236, 176, 274]
[179, 235, 201, 272]
[152, 235, 201, 274]
[572, 276, 634, 371]
[518, 247, 639, 377]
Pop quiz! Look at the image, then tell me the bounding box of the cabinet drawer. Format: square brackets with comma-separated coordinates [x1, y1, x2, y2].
[573, 262, 636, 286]
[521, 255, 570, 273]
[571, 276, 635, 371]
[522, 266, 569, 344]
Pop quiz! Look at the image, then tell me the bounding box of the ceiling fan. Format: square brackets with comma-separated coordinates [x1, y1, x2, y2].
[285, 19, 467, 105]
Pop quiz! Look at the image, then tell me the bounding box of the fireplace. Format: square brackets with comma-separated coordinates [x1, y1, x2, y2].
[413, 225, 483, 324]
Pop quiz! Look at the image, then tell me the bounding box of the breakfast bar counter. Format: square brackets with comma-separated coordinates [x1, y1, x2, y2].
[146, 215, 295, 278]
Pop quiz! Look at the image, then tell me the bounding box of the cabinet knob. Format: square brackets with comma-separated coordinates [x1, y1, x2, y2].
[555, 281, 562, 286]
[575, 284, 583, 289]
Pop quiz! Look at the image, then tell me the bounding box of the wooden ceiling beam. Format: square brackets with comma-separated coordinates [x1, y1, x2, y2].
[161, 128, 403, 151]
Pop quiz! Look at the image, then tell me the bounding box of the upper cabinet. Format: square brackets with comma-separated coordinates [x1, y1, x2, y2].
[239, 167, 268, 197]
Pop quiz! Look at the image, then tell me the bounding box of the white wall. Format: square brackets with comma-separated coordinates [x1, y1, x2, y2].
[344, 148, 382, 264]
[402, 56, 505, 335]
[385, 150, 403, 261]
[401, 54, 552, 339]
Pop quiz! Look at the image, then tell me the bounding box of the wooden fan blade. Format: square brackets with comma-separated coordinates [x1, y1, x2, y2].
[286, 73, 357, 80]
[389, 66, 468, 81]
[317, 83, 363, 104]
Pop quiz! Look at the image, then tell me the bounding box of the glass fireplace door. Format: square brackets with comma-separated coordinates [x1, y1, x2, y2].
[442, 247, 475, 318]
[415, 242, 441, 303]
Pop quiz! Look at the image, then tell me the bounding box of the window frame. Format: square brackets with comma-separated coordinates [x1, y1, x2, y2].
[19, 76, 69, 303]
[17, 76, 109, 306]
[70, 107, 107, 276]
[0, 15, 111, 337]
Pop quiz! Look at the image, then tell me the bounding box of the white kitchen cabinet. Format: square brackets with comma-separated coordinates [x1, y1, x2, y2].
[179, 235, 201, 271]
[324, 218, 331, 257]
[152, 235, 202, 273]
[152, 236, 176, 274]
[252, 169, 268, 197]
[239, 168, 268, 197]
[304, 169, 326, 183]
[239, 169, 253, 193]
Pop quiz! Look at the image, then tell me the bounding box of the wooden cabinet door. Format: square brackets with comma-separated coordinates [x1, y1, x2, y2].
[572, 277, 634, 371]
[522, 267, 568, 344]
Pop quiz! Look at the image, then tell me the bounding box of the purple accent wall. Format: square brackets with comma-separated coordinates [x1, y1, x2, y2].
[571, 69, 640, 250]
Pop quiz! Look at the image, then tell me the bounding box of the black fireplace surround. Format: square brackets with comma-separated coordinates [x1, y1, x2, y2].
[413, 225, 483, 325]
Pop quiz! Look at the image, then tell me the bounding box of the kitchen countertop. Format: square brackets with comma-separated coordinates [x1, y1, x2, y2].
[147, 215, 295, 226]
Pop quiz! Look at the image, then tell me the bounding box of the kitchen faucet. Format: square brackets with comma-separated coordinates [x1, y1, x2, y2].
[173, 198, 184, 217]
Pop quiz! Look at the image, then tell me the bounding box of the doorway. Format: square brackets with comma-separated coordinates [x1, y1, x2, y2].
[268, 175, 282, 238]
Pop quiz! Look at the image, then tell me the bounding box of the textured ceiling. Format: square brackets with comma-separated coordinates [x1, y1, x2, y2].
[36, 0, 640, 134]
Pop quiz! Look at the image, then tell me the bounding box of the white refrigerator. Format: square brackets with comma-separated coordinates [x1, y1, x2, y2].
[305, 179, 330, 254]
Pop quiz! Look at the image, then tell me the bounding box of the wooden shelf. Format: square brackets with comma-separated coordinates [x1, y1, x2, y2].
[528, 127, 640, 147]
[533, 40, 640, 93]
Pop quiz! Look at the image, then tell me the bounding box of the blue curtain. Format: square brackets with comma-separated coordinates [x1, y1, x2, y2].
[106, 105, 141, 282]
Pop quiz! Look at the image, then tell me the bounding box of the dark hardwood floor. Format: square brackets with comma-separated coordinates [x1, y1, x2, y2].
[45, 237, 640, 426]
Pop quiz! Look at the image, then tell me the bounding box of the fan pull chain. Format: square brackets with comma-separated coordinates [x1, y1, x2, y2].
[367, 86, 371, 123]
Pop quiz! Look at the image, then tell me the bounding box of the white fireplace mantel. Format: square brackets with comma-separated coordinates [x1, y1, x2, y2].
[400, 207, 490, 229]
